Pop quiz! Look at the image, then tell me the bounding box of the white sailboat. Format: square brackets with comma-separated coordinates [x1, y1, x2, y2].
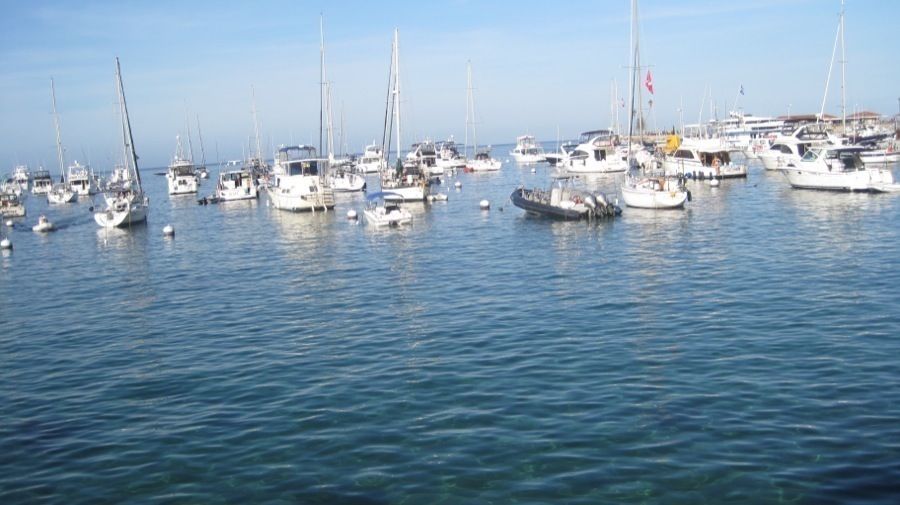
[244, 86, 269, 179]
[47, 78, 78, 205]
[619, 0, 689, 209]
[379, 27, 430, 202]
[464, 60, 501, 172]
[320, 18, 366, 193]
[94, 58, 148, 228]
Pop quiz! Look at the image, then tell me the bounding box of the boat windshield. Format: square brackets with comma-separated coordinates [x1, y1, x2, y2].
[801, 149, 821, 162]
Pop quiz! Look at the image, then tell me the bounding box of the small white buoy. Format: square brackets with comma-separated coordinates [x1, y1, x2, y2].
[709, 178, 720, 187]
[433, 193, 448, 201]
[530, 167, 536, 173]
[0, 237, 11, 250]
[454, 181, 462, 189]
[4, 219, 12, 227]
[347, 209, 358, 220]
[163, 224, 175, 237]
[505, 159, 510, 163]
[480, 199, 490, 210]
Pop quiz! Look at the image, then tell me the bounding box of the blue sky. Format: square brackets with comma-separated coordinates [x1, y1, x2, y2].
[1, 0, 897, 170]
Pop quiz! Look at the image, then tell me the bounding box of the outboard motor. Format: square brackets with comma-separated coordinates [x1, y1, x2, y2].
[583, 195, 596, 209]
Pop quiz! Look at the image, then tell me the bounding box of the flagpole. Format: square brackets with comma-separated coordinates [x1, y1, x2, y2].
[732, 84, 742, 118]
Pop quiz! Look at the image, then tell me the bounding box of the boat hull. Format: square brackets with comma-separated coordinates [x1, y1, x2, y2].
[216, 186, 259, 201]
[620, 178, 688, 209]
[780, 168, 885, 191]
[94, 202, 148, 228]
[168, 175, 199, 195]
[509, 187, 620, 219]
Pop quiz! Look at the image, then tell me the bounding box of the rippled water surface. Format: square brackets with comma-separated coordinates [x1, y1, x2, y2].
[2, 156, 900, 504]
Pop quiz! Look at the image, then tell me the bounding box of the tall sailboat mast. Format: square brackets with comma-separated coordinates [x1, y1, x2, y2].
[393, 27, 402, 167]
[116, 57, 142, 193]
[626, 0, 638, 167]
[466, 60, 477, 157]
[184, 100, 195, 162]
[196, 115, 207, 168]
[251, 85, 263, 163]
[50, 78, 66, 183]
[820, 0, 846, 129]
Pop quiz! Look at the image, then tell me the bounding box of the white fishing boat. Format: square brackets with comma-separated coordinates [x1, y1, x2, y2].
[563, 130, 628, 173]
[543, 141, 578, 167]
[509, 134, 546, 164]
[0, 192, 26, 218]
[31, 169, 53, 195]
[268, 145, 334, 212]
[354, 143, 386, 174]
[67, 161, 99, 196]
[363, 191, 413, 227]
[1, 178, 23, 197]
[167, 133, 199, 195]
[781, 146, 895, 191]
[619, 0, 689, 210]
[32, 214, 55, 233]
[405, 140, 442, 176]
[757, 123, 838, 170]
[663, 138, 747, 179]
[466, 148, 502, 172]
[94, 58, 149, 229]
[47, 78, 78, 205]
[378, 28, 430, 202]
[106, 164, 132, 191]
[215, 169, 258, 201]
[12, 165, 30, 192]
[436, 137, 467, 172]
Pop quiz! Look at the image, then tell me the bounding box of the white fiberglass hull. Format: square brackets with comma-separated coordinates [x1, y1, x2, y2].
[268, 185, 334, 212]
[565, 158, 627, 174]
[48, 189, 78, 204]
[378, 183, 425, 202]
[466, 159, 502, 172]
[781, 167, 893, 191]
[620, 178, 688, 209]
[94, 198, 148, 228]
[328, 172, 367, 192]
[510, 153, 545, 164]
[663, 159, 747, 179]
[758, 152, 798, 171]
[217, 186, 258, 201]
[168, 175, 199, 195]
[364, 207, 412, 227]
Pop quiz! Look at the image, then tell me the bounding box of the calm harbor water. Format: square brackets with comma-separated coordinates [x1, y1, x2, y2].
[2, 151, 899, 504]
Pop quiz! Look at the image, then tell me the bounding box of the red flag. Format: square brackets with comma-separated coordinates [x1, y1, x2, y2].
[645, 70, 654, 94]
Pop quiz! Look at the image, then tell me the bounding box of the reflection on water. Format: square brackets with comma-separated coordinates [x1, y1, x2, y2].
[2, 158, 900, 504]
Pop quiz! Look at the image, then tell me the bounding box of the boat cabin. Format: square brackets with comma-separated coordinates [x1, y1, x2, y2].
[670, 148, 733, 167]
[802, 147, 865, 172]
[276, 145, 322, 176]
